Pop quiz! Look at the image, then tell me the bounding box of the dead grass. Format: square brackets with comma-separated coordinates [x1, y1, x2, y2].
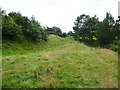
[101, 75, 118, 88]
[100, 48, 117, 56]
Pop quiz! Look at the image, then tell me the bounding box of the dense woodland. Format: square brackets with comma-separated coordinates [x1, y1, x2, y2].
[1, 9, 120, 53]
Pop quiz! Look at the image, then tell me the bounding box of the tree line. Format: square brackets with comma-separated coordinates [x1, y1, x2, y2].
[1, 9, 120, 52]
[73, 13, 120, 44]
[2, 10, 67, 42]
[72, 13, 120, 52]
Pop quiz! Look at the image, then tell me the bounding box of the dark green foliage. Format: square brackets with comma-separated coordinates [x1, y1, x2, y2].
[52, 26, 62, 37]
[97, 13, 115, 46]
[107, 40, 120, 52]
[8, 12, 31, 36]
[45, 26, 68, 38]
[97, 21, 108, 45]
[61, 32, 67, 38]
[2, 15, 22, 39]
[73, 14, 99, 47]
[73, 12, 119, 51]
[0, 8, 2, 43]
[73, 14, 89, 40]
[67, 31, 74, 36]
[114, 17, 120, 39]
[73, 14, 99, 41]
[84, 15, 99, 39]
[23, 15, 45, 41]
[1, 9, 6, 15]
[46, 27, 56, 35]
[2, 10, 47, 42]
[45, 26, 63, 37]
[40, 29, 48, 41]
[8, 12, 26, 27]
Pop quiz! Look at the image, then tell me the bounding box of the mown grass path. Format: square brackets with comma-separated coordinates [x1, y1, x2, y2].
[2, 35, 118, 88]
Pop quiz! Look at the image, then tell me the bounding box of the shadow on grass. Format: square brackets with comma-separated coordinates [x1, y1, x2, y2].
[78, 39, 120, 53]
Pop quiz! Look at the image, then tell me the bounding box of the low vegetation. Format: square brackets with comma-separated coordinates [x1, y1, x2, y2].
[2, 35, 118, 88]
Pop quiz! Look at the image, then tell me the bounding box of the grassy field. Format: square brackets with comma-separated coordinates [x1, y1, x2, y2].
[2, 35, 118, 88]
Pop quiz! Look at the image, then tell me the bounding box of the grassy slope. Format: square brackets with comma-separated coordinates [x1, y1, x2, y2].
[2, 35, 118, 88]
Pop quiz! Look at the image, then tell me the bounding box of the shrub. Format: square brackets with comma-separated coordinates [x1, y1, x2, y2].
[107, 40, 120, 52]
[2, 15, 22, 39]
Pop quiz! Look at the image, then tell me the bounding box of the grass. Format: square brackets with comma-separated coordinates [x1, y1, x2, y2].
[2, 35, 118, 88]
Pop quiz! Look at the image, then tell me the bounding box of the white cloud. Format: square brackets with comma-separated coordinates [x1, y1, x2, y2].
[0, 0, 119, 32]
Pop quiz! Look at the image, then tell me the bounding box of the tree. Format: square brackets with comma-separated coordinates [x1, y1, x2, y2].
[67, 31, 74, 36]
[1, 9, 6, 15]
[61, 32, 67, 38]
[45, 27, 56, 35]
[9, 12, 27, 27]
[73, 14, 99, 41]
[26, 15, 47, 41]
[8, 12, 47, 41]
[45, 26, 62, 37]
[97, 12, 115, 46]
[84, 15, 99, 39]
[52, 26, 62, 36]
[41, 29, 48, 41]
[114, 16, 120, 39]
[73, 14, 89, 40]
[2, 15, 22, 39]
[8, 12, 31, 32]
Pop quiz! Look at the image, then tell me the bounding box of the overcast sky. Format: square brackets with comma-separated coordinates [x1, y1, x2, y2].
[0, 0, 120, 32]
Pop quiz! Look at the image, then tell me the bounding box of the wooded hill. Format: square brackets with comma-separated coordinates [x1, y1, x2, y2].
[1, 9, 120, 53]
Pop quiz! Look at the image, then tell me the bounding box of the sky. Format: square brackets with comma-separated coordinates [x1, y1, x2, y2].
[0, 0, 120, 32]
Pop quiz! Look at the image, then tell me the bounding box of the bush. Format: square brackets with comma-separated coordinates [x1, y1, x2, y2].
[23, 16, 47, 41]
[107, 40, 120, 53]
[2, 11, 48, 42]
[2, 15, 22, 39]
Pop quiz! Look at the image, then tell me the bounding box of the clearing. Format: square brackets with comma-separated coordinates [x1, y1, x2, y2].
[2, 35, 118, 88]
